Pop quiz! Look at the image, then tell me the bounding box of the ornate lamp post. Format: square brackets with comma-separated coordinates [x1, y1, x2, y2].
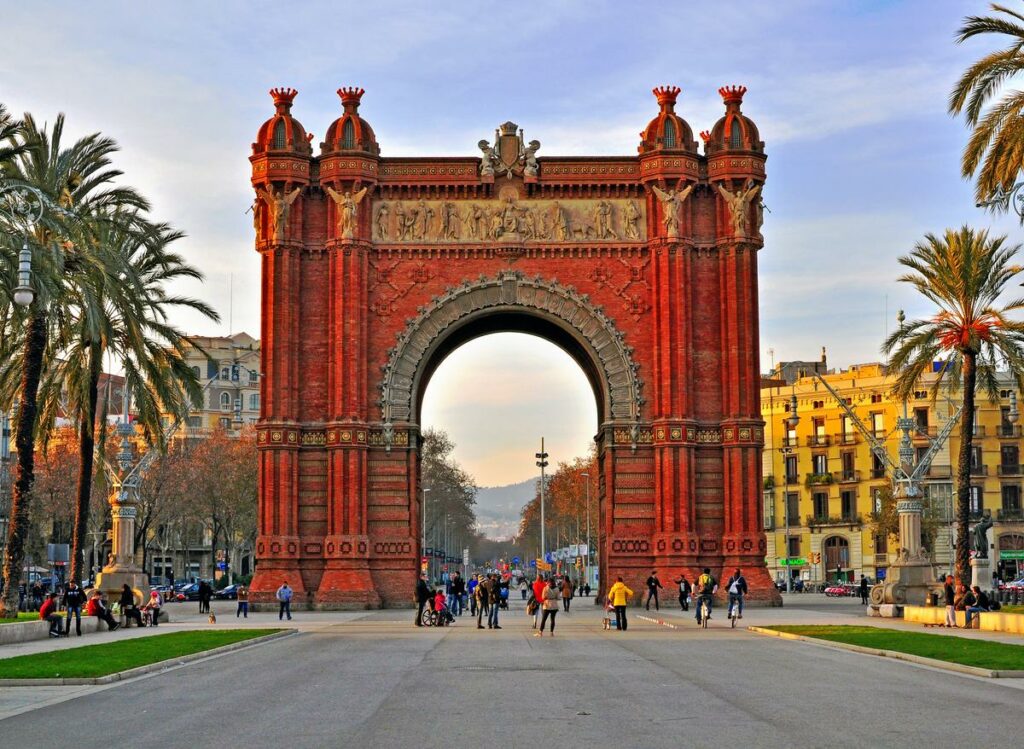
[581, 471, 591, 590]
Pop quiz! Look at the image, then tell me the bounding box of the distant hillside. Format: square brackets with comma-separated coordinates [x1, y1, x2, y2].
[474, 477, 537, 540]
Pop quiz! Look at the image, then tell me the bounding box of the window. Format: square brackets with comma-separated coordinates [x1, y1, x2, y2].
[874, 533, 888, 555]
[870, 394, 883, 404]
[341, 119, 355, 149]
[1001, 407, 1016, 436]
[218, 417, 232, 430]
[221, 366, 230, 381]
[272, 119, 286, 149]
[249, 370, 258, 384]
[812, 401, 824, 410]
[191, 366, 201, 379]
[1001, 389, 1013, 399]
[914, 407, 928, 431]
[971, 446, 983, 471]
[812, 454, 828, 474]
[1002, 444, 1019, 470]
[812, 417, 825, 445]
[787, 535, 801, 558]
[763, 492, 774, 530]
[729, 120, 742, 148]
[914, 390, 928, 400]
[841, 451, 854, 479]
[970, 485, 983, 516]
[841, 490, 855, 520]
[785, 426, 797, 447]
[914, 446, 928, 466]
[785, 456, 798, 483]
[871, 412, 884, 436]
[219, 392, 231, 411]
[1003, 484, 1022, 513]
[249, 394, 259, 411]
[785, 493, 799, 524]
[813, 492, 829, 521]
[871, 452, 886, 479]
[187, 416, 201, 428]
[840, 415, 851, 437]
[873, 488, 884, 516]
[663, 119, 676, 148]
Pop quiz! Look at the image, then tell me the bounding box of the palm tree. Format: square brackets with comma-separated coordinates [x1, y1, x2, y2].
[883, 226, 1024, 584]
[950, 3, 1024, 209]
[36, 217, 217, 584]
[0, 114, 146, 617]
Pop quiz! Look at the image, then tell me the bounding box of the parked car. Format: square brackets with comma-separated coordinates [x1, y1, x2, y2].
[999, 575, 1024, 591]
[214, 584, 239, 600]
[177, 583, 201, 601]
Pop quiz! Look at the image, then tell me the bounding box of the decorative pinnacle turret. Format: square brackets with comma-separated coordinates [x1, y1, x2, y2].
[653, 85, 681, 110]
[270, 87, 298, 114]
[699, 130, 711, 144]
[718, 85, 747, 106]
[338, 87, 365, 113]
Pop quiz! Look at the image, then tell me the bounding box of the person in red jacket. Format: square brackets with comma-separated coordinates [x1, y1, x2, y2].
[39, 592, 63, 637]
[531, 576, 547, 629]
[86, 590, 120, 631]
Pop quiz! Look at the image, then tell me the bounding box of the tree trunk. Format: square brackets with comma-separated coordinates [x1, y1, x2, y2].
[0, 312, 48, 618]
[70, 340, 101, 585]
[955, 350, 977, 585]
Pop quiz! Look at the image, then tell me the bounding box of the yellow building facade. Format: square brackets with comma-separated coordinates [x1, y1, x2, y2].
[762, 362, 1024, 586]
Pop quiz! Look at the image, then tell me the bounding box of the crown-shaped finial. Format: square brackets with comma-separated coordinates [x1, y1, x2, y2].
[338, 87, 365, 112]
[699, 130, 711, 144]
[270, 87, 298, 114]
[653, 85, 681, 109]
[718, 85, 747, 106]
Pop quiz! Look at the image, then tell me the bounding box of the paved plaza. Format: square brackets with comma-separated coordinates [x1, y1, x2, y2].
[1, 596, 1021, 747]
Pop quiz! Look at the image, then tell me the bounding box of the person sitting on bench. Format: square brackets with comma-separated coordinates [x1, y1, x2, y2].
[964, 585, 991, 627]
[39, 592, 64, 637]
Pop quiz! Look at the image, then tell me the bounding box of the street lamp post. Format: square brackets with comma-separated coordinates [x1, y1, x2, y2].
[535, 438, 549, 570]
[581, 471, 591, 589]
[421, 487, 430, 576]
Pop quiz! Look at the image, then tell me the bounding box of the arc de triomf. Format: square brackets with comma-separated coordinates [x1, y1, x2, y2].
[248, 84, 779, 607]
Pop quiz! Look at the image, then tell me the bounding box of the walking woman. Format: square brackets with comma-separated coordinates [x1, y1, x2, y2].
[535, 578, 560, 637]
[561, 576, 573, 613]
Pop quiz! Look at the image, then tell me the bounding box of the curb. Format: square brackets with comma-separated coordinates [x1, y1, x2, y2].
[746, 626, 1024, 679]
[636, 615, 680, 630]
[0, 629, 297, 686]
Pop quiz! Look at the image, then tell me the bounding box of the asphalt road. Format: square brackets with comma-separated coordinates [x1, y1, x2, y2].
[1, 603, 1021, 748]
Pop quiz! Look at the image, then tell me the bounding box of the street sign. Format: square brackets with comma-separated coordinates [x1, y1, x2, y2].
[425, 547, 433, 556]
[1000, 550, 1024, 560]
[529, 559, 537, 567]
[537, 560, 552, 571]
[217, 562, 227, 571]
[544, 552, 554, 563]
[778, 557, 808, 566]
[463, 548, 470, 565]
[512, 556, 520, 565]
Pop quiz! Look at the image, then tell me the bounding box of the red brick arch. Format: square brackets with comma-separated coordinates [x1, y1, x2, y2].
[248, 85, 779, 607]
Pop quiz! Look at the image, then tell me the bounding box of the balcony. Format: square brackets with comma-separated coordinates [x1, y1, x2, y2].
[997, 425, 1022, 438]
[836, 432, 858, 446]
[785, 473, 800, 486]
[998, 507, 1024, 521]
[998, 464, 1022, 477]
[782, 436, 799, 448]
[971, 425, 987, 438]
[806, 435, 830, 448]
[928, 464, 953, 479]
[835, 470, 861, 484]
[874, 553, 889, 565]
[912, 425, 937, 442]
[805, 472, 835, 487]
[870, 467, 887, 479]
[969, 464, 988, 477]
[806, 514, 863, 528]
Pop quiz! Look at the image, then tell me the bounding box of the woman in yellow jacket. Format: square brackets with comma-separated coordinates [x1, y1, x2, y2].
[607, 577, 634, 631]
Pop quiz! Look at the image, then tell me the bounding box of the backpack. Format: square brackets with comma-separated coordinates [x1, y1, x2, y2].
[698, 574, 715, 594]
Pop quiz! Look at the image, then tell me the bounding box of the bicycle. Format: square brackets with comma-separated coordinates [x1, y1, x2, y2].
[729, 600, 740, 628]
[697, 595, 711, 628]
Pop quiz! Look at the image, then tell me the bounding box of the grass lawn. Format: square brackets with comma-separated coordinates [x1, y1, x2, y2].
[0, 629, 283, 679]
[765, 625, 1024, 671]
[0, 612, 42, 624]
[1000, 605, 1024, 614]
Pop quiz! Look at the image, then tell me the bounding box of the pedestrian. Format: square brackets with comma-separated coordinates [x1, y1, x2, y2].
[645, 570, 663, 611]
[536, 578, 560, 637]
[674, 573, 691, 611]
[198, 580, 212, 614]
[63, 580, 86, 636]
[859, 574, 869, 605]
[236, 584, 249, 618]
[475, 574, 490, 629]
[608, 577, 633, 631]
[965, 585, 991, 627]
[468, 574, 479, 616]
[31, 581, 43, 611]
[561, 576, 573, 613]
[520, 579, 528, 600]
[119, 584, 144, 627]
[943, 574, 956, 628]
[142, 590, 162, 626]
[39, 592, 64, 637]
[583, 582, 591, 597]
[17, 580, 27, 611]
[415, 573, 431, 627]
[276, 580, 293, 621]
[487, 574, 502, 629]
[532, 575, 547, 629]
[725, 568, 748, 620]
[450, 572, 465, 616]
[86, 590, 120, 631]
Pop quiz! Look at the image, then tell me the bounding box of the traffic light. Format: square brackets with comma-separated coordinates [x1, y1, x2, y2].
[811, 552, 821, 564]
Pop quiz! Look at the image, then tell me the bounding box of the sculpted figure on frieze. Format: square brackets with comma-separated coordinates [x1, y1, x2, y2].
[624, 199, 642, 240]
[650, 183, 693, 240]
[594, 200, 616, 240]
[715, 180, 762, 239]
[326, 185, 369, 239]
[375, 202, 390, 241]
[256, 185, 302, 243]
[442, 201, 460, 240]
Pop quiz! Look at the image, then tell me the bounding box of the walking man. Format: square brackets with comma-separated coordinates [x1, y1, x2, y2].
[276, 580, 293, 621]
[608, 577, 634, 631]
[487, 574, 501, 629]
[450, 572, 465, 616]
[237, 585, 249, 618]
[943, 575, 956, 628]
[476, 574, 490, 629]
[415, 573, 431, 627]
[63, 580, 86, 636]
[645, 570, 663, 611]
[675, 573, 691, 611]
[859, 574, 869, 605]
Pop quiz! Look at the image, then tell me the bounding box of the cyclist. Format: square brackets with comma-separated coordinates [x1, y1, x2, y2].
[694, 567, 717, 624]
[725, 568, 748, 621]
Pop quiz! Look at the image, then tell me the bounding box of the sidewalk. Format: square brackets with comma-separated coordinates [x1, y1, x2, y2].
[645, 594, 1024, 646]
[0, 601, 371, 660]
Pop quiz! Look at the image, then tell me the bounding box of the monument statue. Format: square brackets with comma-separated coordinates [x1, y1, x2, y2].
[715, 181, 762, 238]
[326, 186, 370, 239]
[972, 513, 994, 559]
[256, 185, 302, 242]
[651, 183, 694, 239]
[478, 140, 498, 176]
[523, 139, 541, 177]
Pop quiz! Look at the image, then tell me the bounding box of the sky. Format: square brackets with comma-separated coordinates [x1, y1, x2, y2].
[1, 0, 1018, 485]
